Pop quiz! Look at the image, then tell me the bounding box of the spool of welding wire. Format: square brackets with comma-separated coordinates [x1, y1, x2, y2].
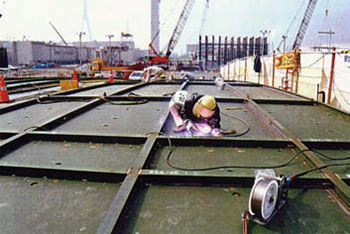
[248, 177, 279, 221]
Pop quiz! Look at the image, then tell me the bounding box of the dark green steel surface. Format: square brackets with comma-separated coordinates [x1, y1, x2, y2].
[0, 102, 85, 132]
[68, 84, 134, 96]
[153, 146, 320, 177]
[0, 79, 348, 233]
[309, 149, 350, 178]
[0, 175, 120, 233]
[262, 103, 350, 140]
[234, 86, 308, 100]
[52, 101, 169, 135]
[120, 84, 182, 96]
[0, 141, 143, 173]
[185, 84, 240, 98]
[123, 185, 350, 234]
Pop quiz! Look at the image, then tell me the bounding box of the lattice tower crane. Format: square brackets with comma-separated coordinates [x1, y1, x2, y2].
[148, 0, 195, 65]
[292, 0, 317, 50]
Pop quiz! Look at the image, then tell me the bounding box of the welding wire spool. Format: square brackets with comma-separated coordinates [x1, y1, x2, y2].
[248, 177, 279, 221]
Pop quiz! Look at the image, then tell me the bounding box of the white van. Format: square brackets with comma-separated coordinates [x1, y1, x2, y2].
[128, 71, 144, 80]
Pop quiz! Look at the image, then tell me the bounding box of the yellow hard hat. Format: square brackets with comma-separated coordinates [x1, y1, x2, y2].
[192, 95, 216, 118]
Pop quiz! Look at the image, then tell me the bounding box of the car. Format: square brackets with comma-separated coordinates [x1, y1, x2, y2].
[128, 71, 144, 80]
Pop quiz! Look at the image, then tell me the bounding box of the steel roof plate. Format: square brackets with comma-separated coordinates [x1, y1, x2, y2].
[0, 175, 120, 233]
[0, 102, 86, 132]
[262, 104, 350, 140]
[68, 84, 134, 96]
[234, 86, 308, 100]
[152, 146, 314, 177]
[185, 84, 240, 98]
[120, 84, 182, 96]
[123, 185, 350, 233]
[0, 141, 143, 172]
[52, 101, 169, 135]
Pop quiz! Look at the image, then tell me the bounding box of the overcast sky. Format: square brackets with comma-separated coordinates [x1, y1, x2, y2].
[0, 0, 348, 54]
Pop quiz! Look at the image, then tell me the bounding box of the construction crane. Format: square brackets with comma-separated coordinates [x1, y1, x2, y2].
[148, 0, 195, 66]
[292, 0, 317, 50]
[49, 22, 68, 46]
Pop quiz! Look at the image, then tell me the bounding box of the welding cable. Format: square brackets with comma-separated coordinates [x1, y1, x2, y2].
[311, 149, 350, 161]
[162, 92, 176, 97]
[151, 132, 350, 172]
[23, 126, 50, 132]
[287, 162, 350, 184]
[36, 97, 94, 104]
[29, 82, 42, 96]
[166, 148, 313, 171]
[221, 111, 251, 137]
[99, 92, 148, 105]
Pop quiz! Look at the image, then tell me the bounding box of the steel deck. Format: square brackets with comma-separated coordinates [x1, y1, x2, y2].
[0, 78, 349, 233]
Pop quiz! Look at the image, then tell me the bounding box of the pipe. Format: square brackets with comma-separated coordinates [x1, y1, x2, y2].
[272, 50, 276, 87]
[327, 47, 336, 104]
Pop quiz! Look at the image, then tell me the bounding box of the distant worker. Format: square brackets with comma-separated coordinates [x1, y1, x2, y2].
[167, 72, 175, 82]
[143, 66, 165, 82]
[180, 71, 194, 81]
[169, 90, 223, 137]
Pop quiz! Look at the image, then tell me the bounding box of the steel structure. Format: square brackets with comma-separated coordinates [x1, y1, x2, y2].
[292, 0, 318, 49]
[149, 0, 195, 65]
[0, 77, 349, 233]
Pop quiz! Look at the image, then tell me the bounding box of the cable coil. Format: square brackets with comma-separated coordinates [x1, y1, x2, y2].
[248, 177, 279, 221]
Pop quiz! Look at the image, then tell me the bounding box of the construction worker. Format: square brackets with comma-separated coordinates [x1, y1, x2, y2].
[167, 72, 175, 82]
[169, 90, 222, 137]
[180, 71, 194, 81]
[143, 66, 165, 82]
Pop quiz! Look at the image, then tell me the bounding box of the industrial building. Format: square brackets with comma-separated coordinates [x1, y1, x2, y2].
[0, 40, 147, 67]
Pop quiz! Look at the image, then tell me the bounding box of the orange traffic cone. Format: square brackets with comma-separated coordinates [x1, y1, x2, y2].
[73, 67, 79, 88]
[0, 75, 12, 103]
[108, 68, 114, 83]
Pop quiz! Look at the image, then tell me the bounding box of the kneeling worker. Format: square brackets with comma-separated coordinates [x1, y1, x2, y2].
[143, 66, 165, 82]
[169, 91, 223, 137]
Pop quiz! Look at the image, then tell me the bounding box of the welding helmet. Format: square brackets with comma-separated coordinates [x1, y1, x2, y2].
[192, 95, 216, 118]
[173, 90, 188, 106]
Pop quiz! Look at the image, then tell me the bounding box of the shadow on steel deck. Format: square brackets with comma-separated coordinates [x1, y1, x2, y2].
[0, 79, 349, 233]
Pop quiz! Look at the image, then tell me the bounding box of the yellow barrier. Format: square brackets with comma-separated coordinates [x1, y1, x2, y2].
[60, 80, 79, 91]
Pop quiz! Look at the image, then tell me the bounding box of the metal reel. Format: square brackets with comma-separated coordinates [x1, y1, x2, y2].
[248, 176, 279, 225]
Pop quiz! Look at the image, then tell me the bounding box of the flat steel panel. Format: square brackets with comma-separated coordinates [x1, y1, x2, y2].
[234, 86, 308, 100]
[0, 102, 85, 132]
[152, 146, 312, 177]
[53, 101, 169, 135]
[122, 84, 181, 96]
[123, 185, 350, 233]
[68, 84, 134, 96]
[185, 84, 240, 98]
[0, 175, 120, 233]
[262, 104, 350, 140]
[0, 141, 143, 172]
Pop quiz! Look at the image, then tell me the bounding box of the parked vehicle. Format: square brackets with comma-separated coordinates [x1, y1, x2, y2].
[128, 71, 145, 80]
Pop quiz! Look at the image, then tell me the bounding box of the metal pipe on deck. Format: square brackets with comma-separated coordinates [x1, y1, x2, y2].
[212, 35, 215, 67]
[327, 47, 336, 104]
[218, 36, 221, 66]
[205, 35, 208, 70]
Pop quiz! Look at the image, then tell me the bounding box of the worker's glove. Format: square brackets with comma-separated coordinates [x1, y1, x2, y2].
[212, 128, 223, 137]
[185, 119, 198, 132]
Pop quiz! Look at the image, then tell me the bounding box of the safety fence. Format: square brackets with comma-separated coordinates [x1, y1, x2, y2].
[220, 49, 350, 113]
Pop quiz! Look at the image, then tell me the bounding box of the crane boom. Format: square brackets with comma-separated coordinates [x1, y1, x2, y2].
[49, 22, 68, 46]
[165, 0, 195, 56]
[292, 0, 317, 50]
